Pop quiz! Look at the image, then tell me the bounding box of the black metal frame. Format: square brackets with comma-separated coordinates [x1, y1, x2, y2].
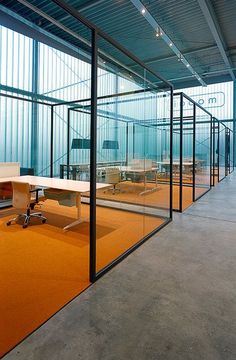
[218, 122, 227, 182]
[210, 117, 234, 185]
[212, 117, 219, 186]
[173, 92, 212, 211]
[1, 0, 173, 284]
[67, 89, 173, 281]
[229, 128, 234, 174]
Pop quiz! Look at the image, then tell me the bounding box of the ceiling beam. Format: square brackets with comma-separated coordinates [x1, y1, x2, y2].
[197, 0, 235, 80]
[129, 45, 217, 67]
[130, 0, 207, 86]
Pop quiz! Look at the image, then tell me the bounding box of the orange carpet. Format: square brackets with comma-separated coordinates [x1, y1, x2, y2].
[95, 181, 208, 212]
[0, 200, 165, 357]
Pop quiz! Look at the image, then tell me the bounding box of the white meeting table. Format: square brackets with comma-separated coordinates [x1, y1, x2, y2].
[0, 175, 109, 231]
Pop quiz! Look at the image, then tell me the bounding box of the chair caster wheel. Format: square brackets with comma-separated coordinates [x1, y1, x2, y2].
[6, 221, 11, 226]
[22, 224, 28, 229]
[42, 219, 46, 224]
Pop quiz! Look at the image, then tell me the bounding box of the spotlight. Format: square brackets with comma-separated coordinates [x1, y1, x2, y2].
[141, 8, 146, 14]
[156, 28, 162, 37]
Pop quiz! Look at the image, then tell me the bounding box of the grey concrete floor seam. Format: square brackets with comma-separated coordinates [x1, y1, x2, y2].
[182, 212, 236, 224]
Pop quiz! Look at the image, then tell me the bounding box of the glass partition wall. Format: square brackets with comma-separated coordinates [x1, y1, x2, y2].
[66, 33, 173, 277]
[212, 117, 219, 186]
[219, 122, 226, 181]
[173, 93, 212, 211]
[0, 4, 173, 355]
[212, 119, 234, 184]
[229, 129, 234, 174]
[218, 122, 234, 180]
[195, 107, 211, 200]
[0, 3, 172, 281]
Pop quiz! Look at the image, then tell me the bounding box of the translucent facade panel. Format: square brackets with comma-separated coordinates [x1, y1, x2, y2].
[0, 26, 32, 91]
[175, 81, 233, 120]
[38, 43, 91, 102]
[0, 97, 32, 166]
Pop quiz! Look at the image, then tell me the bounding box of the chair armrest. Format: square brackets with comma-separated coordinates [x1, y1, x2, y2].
[30, 188, 42, 203]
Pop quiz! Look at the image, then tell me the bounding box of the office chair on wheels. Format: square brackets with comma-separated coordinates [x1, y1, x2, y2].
[6, 182, 46, 229]
[104, 168, 121, 195]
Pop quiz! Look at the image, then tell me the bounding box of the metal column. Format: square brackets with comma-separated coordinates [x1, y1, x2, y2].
[233, 81, 236, 167]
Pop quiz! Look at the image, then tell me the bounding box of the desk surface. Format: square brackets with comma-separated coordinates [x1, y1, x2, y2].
[0, 175, 108, 193]
[119, 166, 158, 173]
[157, 161, 193, 166]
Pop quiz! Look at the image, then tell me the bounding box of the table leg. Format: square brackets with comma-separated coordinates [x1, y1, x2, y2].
[63, 193, 87, 231]
[72, 167, 77, 180]
[139, 170, 158, 196]
[60, 165, 64, 179]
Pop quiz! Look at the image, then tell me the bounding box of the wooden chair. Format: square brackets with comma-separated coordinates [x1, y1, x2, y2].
[6, 182, 46, 229]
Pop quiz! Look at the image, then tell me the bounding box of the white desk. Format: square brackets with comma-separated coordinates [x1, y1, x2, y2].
[119, 166, 158, 195]
[0, 176, 109, 231]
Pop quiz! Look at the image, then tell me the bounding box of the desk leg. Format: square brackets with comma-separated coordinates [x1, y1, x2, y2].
[60, 165, 64, 179]
[63, 193, 87, 231]
[72, 167, 77, 180]
[139, 171, 158, 196]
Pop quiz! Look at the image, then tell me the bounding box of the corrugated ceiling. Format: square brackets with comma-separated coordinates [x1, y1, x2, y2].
[0, 0, 235, 88]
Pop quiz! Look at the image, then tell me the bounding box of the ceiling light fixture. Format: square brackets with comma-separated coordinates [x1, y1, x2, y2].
[156, 28, 163, 37]
[130, 0, 207, 86]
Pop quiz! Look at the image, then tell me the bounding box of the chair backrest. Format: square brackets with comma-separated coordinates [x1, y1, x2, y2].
[105, 168, 120, 184]
[12, 182, 31, 210]
[130, 159, 152, 170]
[0, 162, 20, 177]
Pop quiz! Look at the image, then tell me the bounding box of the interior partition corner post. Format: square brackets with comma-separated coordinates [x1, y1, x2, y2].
[132, 123, 135, 158]
[210, 115, 213, 187]
[233, 80, 236, 168]
[169, 86, 173, 219]
[179, 93, 183, 212]
[126, 122, 129, 166]
[218, 121, 220, 183]
[90, 28, 98, 283]
[212, 118, 215, 186]
[67, 108, 70, 180]
[50, 105, 54, 178]
[192, 103, 196, 202]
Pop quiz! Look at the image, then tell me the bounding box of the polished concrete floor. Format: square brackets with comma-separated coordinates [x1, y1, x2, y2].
[3, 173, 236, 360]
